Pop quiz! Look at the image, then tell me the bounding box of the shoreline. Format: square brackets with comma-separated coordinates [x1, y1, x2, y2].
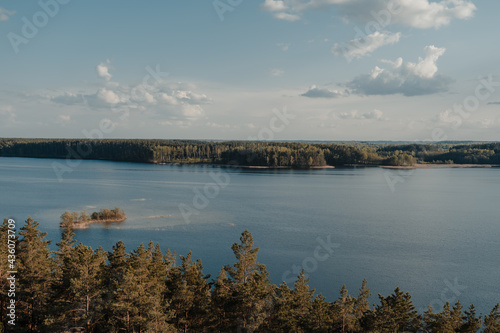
[155, 163, 336, 169]
[2, 155, 499, 170]
[380, 164, 500, 169]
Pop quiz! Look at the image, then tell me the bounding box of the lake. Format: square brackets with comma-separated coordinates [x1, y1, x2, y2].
[1, 157, 499, 314]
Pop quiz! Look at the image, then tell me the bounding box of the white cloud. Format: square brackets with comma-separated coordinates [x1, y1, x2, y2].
[275, 12, 302, 21]
[50, 78, 212, 121]
[301, 85, 347, 98]
[405, 45, 446, 78]
[181, 104, 205, 119]
[270, 68, 285, 77]
[159, 93, 178, 105]
[96, 88, 122, 104]
[332, 31, 401, 61]
[386, 0, 476, 29]
[261, 0, 476, 29]
[363, 109, 384, 120]
[338, 109, 385, 120]
[347, 45, 453, 96]
[96, 60, 112, 81]
[0, 7, 15, 21]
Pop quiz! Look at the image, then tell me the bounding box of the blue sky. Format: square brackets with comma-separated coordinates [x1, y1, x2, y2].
[1, 0, 499, 141]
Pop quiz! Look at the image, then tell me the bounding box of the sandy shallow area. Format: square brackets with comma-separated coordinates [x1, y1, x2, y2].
[380, 164, 500, 169]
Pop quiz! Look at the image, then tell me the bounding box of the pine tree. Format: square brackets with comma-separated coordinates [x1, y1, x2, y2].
[16, 217, 54, 332]
[65, 244, 107, 332]
[212, 269, 233, 332]
[110, 266, 139, 332]
[332, 285, 355, 333]
[218, 230, 274, 332]
[110, 243, 173, 332]
[483, 304, 500, 333]
[145, 242, 173, 332]
[166, 251, 212, 332]
[450, 301, 464, 331]
[264, 282, 295, 331]
[460, 304, 481, 333]
[306, 294, 333, 332]
[291, 270, 315, 331]
[352, 279, 371, 332]
[422, 305, 438, 333]
[368, 287, 421, 332]
[266, 270, 315, 332]
[103, 240, 129, 331]
[45, 224, 77, 331]
[52, 224, 77, 293]
[425, 301, 463, 333]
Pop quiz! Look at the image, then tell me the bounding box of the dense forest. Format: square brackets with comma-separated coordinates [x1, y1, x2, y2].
[1, 218, 499, 332]
[1, 138, 500, 167]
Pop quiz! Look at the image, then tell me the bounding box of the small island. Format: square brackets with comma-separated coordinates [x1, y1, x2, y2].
[60, 207, 126, 229]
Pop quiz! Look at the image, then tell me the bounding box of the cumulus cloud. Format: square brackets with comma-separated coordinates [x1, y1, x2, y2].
[338, 109, 385, 120]
[96, 60, 112, 81]
[347, 45, 453, 96]
[262, 0, 301, 20]
[50, 60, 211, 121]
[51, 84, 211, 121]
[261, 0, 476, 29]
[332, 31, 401, 61]
[301, 85, 347, 98]
[0, 7, 15, 21]
[51, 88, 126, 108]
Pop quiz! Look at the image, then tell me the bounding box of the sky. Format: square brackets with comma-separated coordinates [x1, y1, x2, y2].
[0, 0, 499, 141]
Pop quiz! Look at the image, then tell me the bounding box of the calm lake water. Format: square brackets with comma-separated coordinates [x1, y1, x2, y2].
[1, 157, 499, 313]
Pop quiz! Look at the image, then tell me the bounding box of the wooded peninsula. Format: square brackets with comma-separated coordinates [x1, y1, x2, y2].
[1, 138, 500, 168]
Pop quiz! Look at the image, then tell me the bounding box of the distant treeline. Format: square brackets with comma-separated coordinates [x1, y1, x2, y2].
[1, 218, 500, 332]
[1, 138, 500, 167]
